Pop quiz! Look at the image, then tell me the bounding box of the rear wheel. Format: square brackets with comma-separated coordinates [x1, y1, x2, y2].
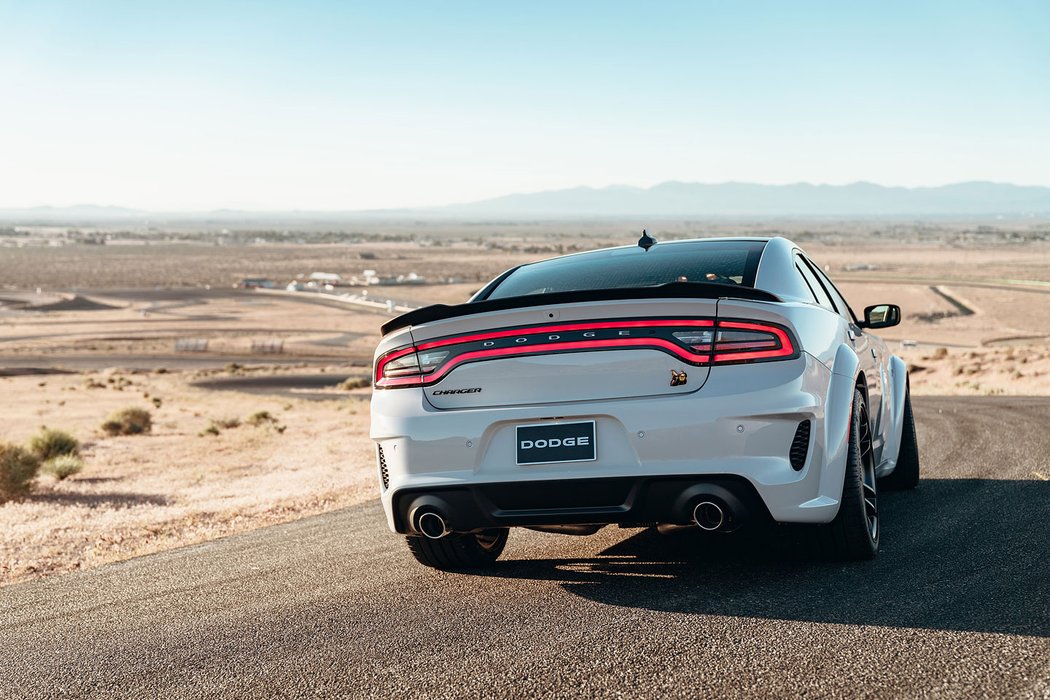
[808, 389, 879, 561]
[879, 383, 920, 490]
[405, 529, 509, 570]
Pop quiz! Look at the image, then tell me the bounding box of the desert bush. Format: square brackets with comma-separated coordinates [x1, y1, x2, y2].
[29, 427, 80, 461]
[106, 375, 132, 390]
[199, 416, 240, 437]
[0, 442, 41, 501]
[339, 376, 372, 390]
[246, 410, 286, 433]
[42, 454, 84, 481]
[101, 407, 153, 436]
[246, 411, 276, 426]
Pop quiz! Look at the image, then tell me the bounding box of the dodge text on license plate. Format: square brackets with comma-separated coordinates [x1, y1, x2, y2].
[516, 420, 596, 465]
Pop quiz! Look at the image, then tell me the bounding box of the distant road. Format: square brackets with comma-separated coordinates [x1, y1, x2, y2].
[1, 397, 1048, 699]
[839, 274, 1050, 295]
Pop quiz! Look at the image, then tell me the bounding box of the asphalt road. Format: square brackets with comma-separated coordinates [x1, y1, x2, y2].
[1, 397, 1048, 699]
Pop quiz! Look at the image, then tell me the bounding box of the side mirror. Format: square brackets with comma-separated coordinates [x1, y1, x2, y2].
[860, 304, 901, 329]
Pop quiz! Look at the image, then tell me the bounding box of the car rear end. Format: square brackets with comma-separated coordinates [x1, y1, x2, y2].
[370, 239, 840, 539]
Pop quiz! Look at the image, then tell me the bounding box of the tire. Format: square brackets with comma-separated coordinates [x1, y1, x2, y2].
[405, 529, 509, 570]
[879, 383, 920, 491]
[807, 389, 879, 561]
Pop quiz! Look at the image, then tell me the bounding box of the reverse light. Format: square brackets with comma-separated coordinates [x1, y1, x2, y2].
[382, 352, 421, 378]
[418, 350, 450, 371]
[672, 330, 714, 351]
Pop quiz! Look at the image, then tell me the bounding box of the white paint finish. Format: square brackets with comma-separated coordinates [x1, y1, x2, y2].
[371, 236, 911, 532]
[424, 349, 708, 409]
[373, 354, 843, 527]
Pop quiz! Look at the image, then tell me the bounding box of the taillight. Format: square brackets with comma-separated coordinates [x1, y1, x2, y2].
[711, 321, 795, 363]
[674, 321, 794, 363]
[374, 317, 797, 388]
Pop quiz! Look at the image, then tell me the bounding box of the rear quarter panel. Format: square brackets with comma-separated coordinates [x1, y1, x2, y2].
[716, 298, 844, 370]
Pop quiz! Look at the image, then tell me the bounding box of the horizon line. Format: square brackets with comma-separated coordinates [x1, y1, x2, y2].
[3, 178, 1050, 214]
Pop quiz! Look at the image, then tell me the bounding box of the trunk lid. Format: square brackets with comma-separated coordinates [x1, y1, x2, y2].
[404, 299, 719, 409]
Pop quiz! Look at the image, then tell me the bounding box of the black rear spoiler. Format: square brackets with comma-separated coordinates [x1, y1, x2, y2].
[380, 282, 781, 335]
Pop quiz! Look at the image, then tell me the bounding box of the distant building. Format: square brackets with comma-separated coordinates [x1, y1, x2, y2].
[349, 269, 428, 286]
[308, 272, 342, 283]
[395, 272, 426, 285]
[235, 278, 276, 289]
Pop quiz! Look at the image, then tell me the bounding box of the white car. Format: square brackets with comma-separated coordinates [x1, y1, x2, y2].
[370, 235, 920, 569]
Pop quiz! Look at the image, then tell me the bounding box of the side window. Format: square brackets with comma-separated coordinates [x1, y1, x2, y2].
[793, 263, 817, 303]
[795, 255, 834, 310]
[808, 259, 859, 324]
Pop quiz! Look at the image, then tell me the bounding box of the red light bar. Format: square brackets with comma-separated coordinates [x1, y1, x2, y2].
[374, 317, 796, 388]
[414, 319, 713, 352]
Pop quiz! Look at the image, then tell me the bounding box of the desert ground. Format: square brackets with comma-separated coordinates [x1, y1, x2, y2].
[2, 221, 1049, 585]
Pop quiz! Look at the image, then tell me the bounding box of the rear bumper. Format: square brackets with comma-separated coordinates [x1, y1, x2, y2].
[372, 353, 846, 529]
[392, 475, 770, 534]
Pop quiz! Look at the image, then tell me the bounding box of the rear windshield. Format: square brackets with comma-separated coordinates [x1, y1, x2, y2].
[483, 240, 767, 300]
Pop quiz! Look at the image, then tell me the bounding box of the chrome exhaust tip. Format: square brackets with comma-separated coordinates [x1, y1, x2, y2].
[693, 501, 725, 532]
[416, 511, 450, 540]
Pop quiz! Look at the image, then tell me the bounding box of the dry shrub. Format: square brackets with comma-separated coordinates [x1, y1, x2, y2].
[42, 454, 84, 481]
[29, 427, 80, 461]
[931, 347, 949, 360]
[246, 410, 287, 434]
[339, 376, 372, 390]
[0, 443, 40, 502]
[199, 417, 240, 437]
[246, 411, 276, 426]
[106, 376, 132, 391]
[101, 407, 153, 436]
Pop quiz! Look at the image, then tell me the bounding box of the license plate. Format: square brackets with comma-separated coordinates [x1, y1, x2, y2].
[516, 420, 596, 465]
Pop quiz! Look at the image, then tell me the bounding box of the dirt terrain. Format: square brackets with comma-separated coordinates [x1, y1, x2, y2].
[0, 366, 375, 583]
[2, 226, 1049, 585]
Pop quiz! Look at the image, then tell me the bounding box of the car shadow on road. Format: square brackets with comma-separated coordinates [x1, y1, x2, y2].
[482, 478, 1050, 637]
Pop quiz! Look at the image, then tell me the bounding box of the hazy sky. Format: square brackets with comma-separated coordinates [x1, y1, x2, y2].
[1, 1, 1048, 210]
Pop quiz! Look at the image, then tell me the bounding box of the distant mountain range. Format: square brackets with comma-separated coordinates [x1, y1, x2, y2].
[2, 181, 1050, 223]
[440, 181, 1050, 217]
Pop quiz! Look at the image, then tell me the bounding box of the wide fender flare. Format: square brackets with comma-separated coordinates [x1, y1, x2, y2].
[878, 354, 910, 478]
[819, 344, 860, 511]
